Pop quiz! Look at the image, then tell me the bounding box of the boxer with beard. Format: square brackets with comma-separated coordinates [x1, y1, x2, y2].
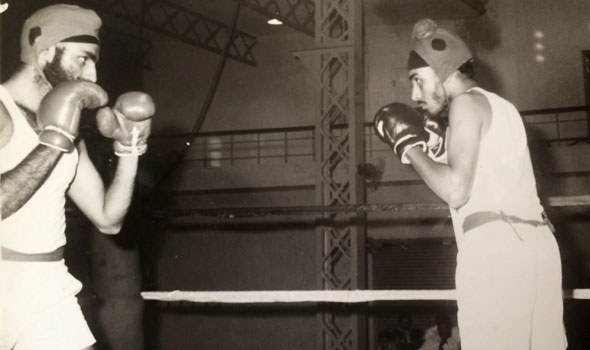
[0, 4, 155, 349]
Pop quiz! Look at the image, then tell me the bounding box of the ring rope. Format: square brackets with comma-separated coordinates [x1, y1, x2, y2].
[141, 288, 590, 303]
[152, 195, 590, 219]
[145, 196, 590, 301]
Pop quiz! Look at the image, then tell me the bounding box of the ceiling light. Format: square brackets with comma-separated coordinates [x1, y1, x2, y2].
[267, 18, 283, 25]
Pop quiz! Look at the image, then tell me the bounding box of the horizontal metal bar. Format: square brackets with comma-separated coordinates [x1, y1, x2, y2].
[152, 106, 590, 140]
[151, 126, 314, 139]
[520, 105, 589, 116]
[184, 154, 314, 162]
[151, 195, 590, 219]
[291, 43, 353, 58]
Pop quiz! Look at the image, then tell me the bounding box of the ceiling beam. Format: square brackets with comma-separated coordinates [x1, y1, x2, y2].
[82, 0, 257, 66]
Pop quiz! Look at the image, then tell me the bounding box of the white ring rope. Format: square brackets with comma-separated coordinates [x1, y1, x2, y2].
[143, 195, 590, 304]
[141, 289, 590, 304]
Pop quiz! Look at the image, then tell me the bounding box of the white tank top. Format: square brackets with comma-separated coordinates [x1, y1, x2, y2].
[0, 85, 79, 253]
[450, 87, 544, 246]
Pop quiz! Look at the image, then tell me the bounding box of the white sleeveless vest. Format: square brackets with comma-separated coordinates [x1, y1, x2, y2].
[450, 87, 544, 246]
[0, 85, 79, 253]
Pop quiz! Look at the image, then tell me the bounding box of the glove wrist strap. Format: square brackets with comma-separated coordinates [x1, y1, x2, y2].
[113, 141, 147, 157]
[396, 138, 427, 164]
[39, 127, 76, 153]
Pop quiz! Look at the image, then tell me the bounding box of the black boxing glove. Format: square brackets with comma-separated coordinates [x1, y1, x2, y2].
[373, 103, 428, 164]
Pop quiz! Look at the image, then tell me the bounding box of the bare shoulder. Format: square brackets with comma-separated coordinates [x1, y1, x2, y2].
[0, 101, 14, 149]
[449, 89, 491, 125]
[453, 90, 490, 113]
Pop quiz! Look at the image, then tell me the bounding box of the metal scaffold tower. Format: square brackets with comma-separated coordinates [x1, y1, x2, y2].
[316, 0, 365, 348]
[294, 0, 366, 348]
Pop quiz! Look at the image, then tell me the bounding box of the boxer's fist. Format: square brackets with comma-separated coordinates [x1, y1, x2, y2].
[373, 103, 428, 164]
[420, 109, 447, 163]
[96, 92, 155, 156]
[38, 80, 108, 152]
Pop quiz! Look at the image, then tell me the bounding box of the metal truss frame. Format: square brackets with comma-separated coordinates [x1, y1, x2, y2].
[83, 0, 257, 66]
[240, 0, 487, 37]
[583, 50, 590, 139]
[311, 0, 365, 349]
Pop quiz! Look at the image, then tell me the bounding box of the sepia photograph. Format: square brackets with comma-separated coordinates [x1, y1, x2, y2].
[1, 0, 589, 349]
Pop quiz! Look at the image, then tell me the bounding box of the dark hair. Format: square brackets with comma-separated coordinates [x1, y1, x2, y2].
[42, 46, 66, 86]
[457, 59, 474, 79]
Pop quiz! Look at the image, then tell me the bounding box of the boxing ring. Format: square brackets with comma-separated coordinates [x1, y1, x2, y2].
[142, 194, 590, 304]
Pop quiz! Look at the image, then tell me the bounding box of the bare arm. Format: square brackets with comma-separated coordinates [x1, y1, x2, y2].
[0, 102, 63, 219]
[405, 92, 489, 208]
[67, 140, 138, 234]
[1, 146, 63, 219]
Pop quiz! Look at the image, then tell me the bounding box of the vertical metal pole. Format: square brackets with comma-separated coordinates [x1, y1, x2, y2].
[0, 10, 3, 81]
[257, 133, 261, 165]
[555, 113, 561, 144]
[351, 1, 367, 348]
[582, 51, 590, 139]
[230, 135, 234, 166]
[285, 131, 289, 163]
[204, 139, 209, 167]
[312, 128, 316, 162]
[313, 0, 366, 349]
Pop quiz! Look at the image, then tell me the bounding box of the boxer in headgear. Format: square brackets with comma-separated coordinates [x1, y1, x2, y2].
[374, 18, 567, 350]
[0, 4, 155, 349]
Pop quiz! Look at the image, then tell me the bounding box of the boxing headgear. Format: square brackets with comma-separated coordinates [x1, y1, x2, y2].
[20, 4, 102, 66]
[407, 19, 472, 83]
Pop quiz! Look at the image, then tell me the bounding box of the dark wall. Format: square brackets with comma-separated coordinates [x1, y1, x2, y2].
[139, 188, 320, 350]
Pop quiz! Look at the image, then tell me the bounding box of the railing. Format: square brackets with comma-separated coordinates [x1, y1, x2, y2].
[521, 106, 590, 144]
[152, 106, 590, 168]
[176, 126, 315, 167]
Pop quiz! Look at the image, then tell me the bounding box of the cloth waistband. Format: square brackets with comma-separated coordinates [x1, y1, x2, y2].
[462, 211, 550, 233]
[0, 246, 65, 262]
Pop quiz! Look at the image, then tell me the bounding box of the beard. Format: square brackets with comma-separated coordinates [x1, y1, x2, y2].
[42, 48, 75, 87]
[427, 81, 449, 117]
